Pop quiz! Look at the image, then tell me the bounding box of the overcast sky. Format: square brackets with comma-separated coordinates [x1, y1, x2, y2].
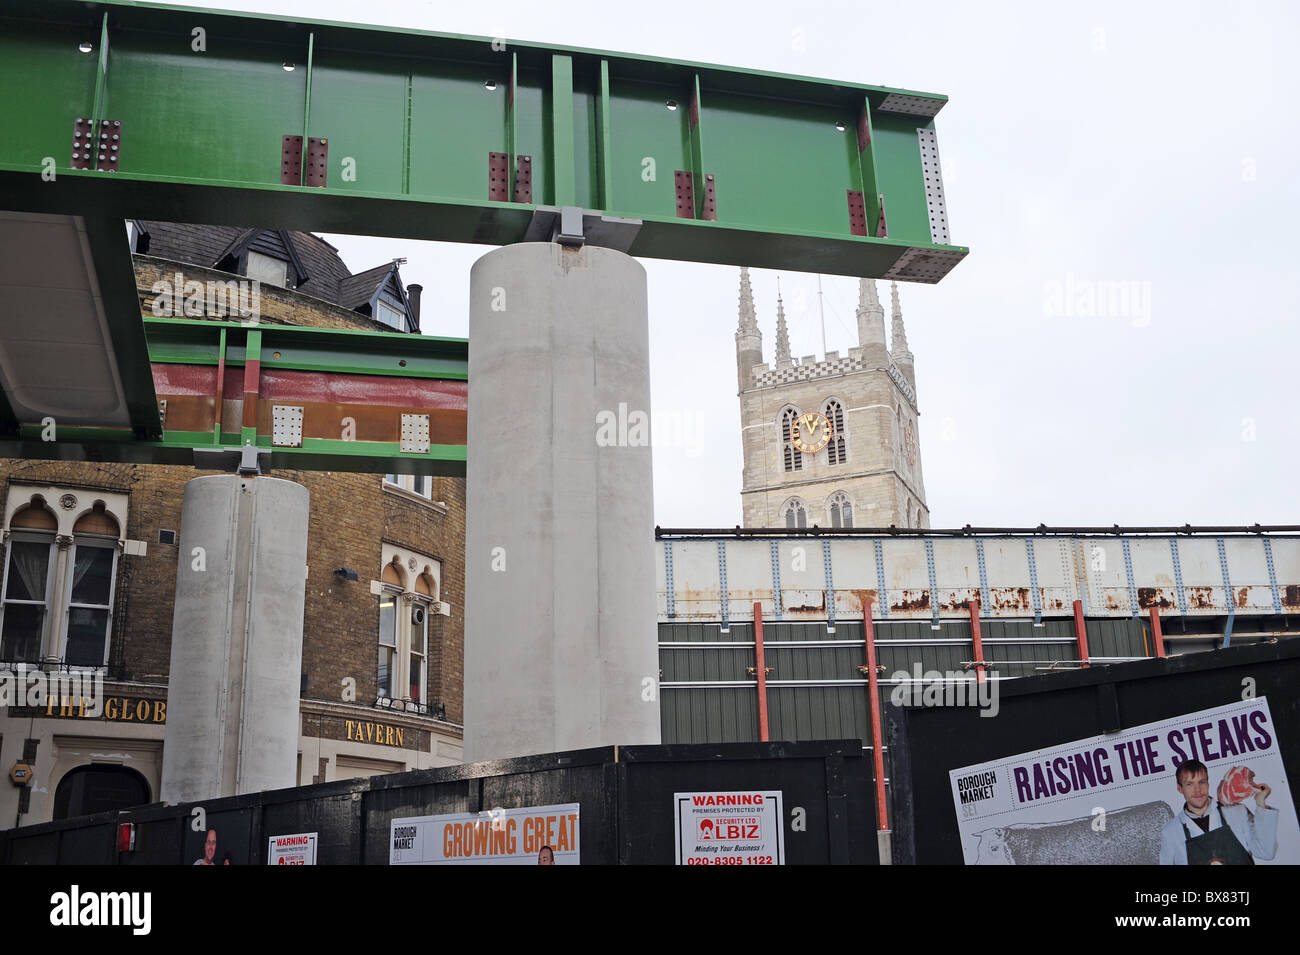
[168, 0, 1300, 529]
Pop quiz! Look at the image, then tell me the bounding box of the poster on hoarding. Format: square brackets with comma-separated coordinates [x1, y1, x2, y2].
[390, 803, 580, 865]
[267, 832, 317, 865]
[950, 696, 1299, 865]
[674, 791, 784, 865]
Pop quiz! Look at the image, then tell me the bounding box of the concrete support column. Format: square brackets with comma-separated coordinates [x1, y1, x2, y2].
[160, 475, 308, 804]
[464, 243, 661, 761]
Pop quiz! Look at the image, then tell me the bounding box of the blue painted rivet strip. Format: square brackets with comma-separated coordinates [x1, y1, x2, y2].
[1169, 538, 1187, 616]
[1264, 538, 1282, 615]
[664, 539, 675, 618]
[1076, 541, 1089, 617]
[925, 538, 940, 627]
[716, 539, 730, 628]
[975, 539, 992, 614]
[1025, 539, 1043, 615]
[1122, 539, 1137, 618]
[822, 539, 836, 628]
[874, 538, 888, 619]
[1217, 538, 1233, 611]
[770, 539, 783, 620]
[1217, 539, 1235, 649]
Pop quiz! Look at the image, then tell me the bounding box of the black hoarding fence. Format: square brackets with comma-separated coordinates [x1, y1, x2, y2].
[888, 639, 1300, 864]
[0, 740, 879, 865]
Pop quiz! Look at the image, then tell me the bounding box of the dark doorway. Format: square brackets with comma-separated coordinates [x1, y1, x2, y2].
[53, 765, 150, 820]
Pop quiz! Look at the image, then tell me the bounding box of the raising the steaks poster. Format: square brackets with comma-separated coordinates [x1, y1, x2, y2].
[950, 697, 1298, 864]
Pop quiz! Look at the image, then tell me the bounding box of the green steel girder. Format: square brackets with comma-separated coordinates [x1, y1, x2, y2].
[0, 317, 470, 475]
[0, 0, 966, 282]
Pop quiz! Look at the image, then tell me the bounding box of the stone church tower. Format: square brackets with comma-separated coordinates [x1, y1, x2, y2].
[736, 268, 929, 529]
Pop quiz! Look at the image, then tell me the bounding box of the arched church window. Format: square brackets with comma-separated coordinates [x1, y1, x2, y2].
[780, 407, 802, 472]
[824, 399, 847, 465]
[828, 492, 854, 529]
[782, 498, 807, 529]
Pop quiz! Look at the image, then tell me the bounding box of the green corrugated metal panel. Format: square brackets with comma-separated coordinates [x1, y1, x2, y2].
[659, 646, 752, 682]
[661, 688, 758, 744]
[767, 686, 870, 744]
[765, 645, 859, 682]
[659, 620, 742, 643]
[1089, 617, 1148, 658]
[762, 621, 856, 642]
[876, 620, 956, 641]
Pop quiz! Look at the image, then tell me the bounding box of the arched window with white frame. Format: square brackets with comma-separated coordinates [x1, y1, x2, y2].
[1, 501, 57, 663]
[64, 507, 120, 667]
[1, 492, 125, 668]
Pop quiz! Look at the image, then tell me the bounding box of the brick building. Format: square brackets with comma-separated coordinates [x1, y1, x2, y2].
[737, 268, 929, 529]
[0, 223, 465, 828]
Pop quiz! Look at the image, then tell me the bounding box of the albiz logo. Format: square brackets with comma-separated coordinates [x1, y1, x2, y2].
[697, 816, 762, 841]
[49, 885, 151, 936]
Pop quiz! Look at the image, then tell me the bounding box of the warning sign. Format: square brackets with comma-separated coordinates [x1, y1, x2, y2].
[267, 832, 317, 865]
[673, 791, 784, 865]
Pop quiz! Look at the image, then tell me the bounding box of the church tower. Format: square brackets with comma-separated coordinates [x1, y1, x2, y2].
[736, 269, 929, 529]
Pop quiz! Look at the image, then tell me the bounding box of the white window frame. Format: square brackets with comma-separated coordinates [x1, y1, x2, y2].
[375, 299, 406, 331]
[61, 536, 118, 669]
[409, 607, 428, 707]
[0, 531, 57, 663]
[246, 250, 288, 288]
[376, 549, 440, 713]
[377, 588, 400, 700]
[381, 473, 435, 502]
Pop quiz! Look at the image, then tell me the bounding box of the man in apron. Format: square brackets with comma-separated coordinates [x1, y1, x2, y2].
[1159, 759, 1279, 864]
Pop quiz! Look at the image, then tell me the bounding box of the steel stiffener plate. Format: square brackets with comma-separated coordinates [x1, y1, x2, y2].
[917, 127, 950, 245]
[400, 413, 430, 454]
[271, 404, 304, 447]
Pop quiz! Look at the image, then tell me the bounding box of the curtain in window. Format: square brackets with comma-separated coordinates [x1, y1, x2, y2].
[7, 540, 50, 601]
[70, 546, 113, 605]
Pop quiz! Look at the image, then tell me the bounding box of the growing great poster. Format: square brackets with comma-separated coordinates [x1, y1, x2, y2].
[950, 697, 1299, 864]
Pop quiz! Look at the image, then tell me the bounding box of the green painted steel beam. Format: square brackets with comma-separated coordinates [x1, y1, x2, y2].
[143, 318, 469, 379]
[0, 428, 468, 476]
[0, 317, 469, 475]
[0, 0, 966, 282]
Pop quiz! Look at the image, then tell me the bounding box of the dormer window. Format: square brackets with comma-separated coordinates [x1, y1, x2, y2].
[375, 300, 406, 330]
[246, 250, 289, 288]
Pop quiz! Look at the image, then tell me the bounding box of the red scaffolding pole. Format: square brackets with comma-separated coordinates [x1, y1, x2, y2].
[862, 601, 889, 833]
[1149, 607, 1167, 658]
[970, 596, 986, 683]
[1073, 599, 1091, 668]
[753, 601, 770, 742]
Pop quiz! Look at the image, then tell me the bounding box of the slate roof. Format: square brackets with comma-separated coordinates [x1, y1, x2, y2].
[338, 263, 395, 311]
[138, 221, 359, 309]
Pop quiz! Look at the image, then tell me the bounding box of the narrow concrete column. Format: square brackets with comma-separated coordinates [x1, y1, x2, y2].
[160, 475, 309, 804]
[464, 243, 661, 761]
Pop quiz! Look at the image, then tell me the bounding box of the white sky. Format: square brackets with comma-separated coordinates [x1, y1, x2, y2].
[166, 0, 1300, 528]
